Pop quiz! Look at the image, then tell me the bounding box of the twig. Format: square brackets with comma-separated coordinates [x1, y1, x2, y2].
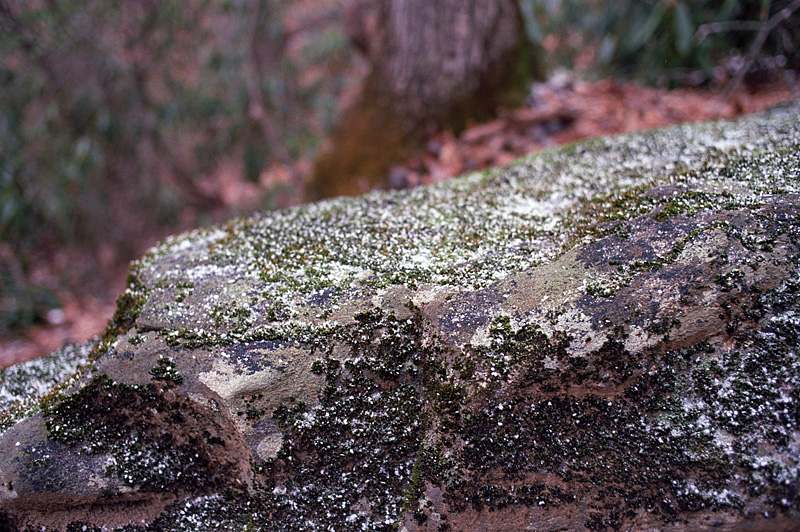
[725, 0, 800, 95]
[695, 21, 764, 42]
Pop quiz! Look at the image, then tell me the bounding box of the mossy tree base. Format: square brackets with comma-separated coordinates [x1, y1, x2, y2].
[306, 0, 541, 200]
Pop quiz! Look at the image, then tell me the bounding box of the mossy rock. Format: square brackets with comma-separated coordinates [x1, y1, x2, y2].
[1, 102, 800, 531]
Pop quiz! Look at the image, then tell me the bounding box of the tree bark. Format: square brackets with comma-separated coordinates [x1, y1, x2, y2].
[307, 0, 538, 199]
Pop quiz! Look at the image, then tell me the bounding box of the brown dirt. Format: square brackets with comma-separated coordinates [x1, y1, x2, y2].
[0, 295, 118, 369]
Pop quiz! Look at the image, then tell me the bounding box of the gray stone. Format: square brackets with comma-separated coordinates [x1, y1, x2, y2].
[1, 102, 799, 531]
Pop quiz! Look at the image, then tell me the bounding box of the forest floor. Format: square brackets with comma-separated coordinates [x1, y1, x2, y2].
[1, 75, 797, 369]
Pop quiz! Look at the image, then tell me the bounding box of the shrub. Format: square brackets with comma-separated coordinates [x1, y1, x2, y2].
[519, 0, 800, 86]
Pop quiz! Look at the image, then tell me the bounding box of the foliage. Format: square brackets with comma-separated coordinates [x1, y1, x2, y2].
[0, 0, 356, 332]
[0, 248, 59, 331]
[520, 0, 800, 86]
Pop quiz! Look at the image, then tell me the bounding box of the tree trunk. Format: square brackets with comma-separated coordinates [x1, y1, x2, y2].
[307, 0, 539, 199]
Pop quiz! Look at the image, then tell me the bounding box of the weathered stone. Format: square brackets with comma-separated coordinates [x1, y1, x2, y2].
[1, 102, 799, 531]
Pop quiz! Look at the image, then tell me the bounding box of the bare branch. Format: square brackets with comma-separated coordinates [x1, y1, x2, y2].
[725, 0, 800, 95]
[695, 20, 764, 43]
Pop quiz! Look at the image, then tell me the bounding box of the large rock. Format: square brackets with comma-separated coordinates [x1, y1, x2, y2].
[1, 102, 799, 531]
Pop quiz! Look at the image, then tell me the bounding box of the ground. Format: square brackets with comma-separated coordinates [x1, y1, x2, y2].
[0, 75, 797, 369]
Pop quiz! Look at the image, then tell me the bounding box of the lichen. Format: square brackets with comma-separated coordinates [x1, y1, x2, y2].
[427, 269, 800, 529]
[0, 341, 94, 431]
[126, 103, 800, 353]
[3, 103, 800, 531]
[42, 373, 246, 494]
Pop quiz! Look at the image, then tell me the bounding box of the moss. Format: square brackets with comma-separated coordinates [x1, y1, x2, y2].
[160, 320, 341, 350]
[714, 269, 745, 292]
[0, 342, 94, 431]
[111, 309, 430, 531]
[174, 281, 194, 303]
[646, 316, 682, 335]
[653, 199, 686, 221]
[8, 104, 800, 531]
[104, 269, 148, 342]
[415, 270, 800, 527]
[210, 302, 253, 330]
[127, 334, 145, 345]
[449, 373, 732, 523]
[259, 311, 428, 531]
[462, 316, 569, 391]
[44, 267, 799, 531]
[128, 104, 798, 357]
[401, 445, 451, 514]
[237, 393, 269, 422]
[122, 104, 799, 357]
[586, 280, 621, 298]
[309, 360, 325, 375]
[149, 356, 183, 384]
[42, 374, 242, 494]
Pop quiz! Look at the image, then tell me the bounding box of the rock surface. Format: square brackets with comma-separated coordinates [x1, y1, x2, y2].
[1, 102, 800, 531]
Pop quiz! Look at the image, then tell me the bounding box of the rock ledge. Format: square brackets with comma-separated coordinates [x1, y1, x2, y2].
[1, 102, 799, 531]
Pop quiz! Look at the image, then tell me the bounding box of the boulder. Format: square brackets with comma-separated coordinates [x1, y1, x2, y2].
[1, 102, 799, 531]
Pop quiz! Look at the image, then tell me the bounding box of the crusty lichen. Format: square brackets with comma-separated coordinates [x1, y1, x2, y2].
[403, 269, 800, 530]
[2, 103, 799, 531]
[128, 103, 799, 351]
[0, 341, 94, 431]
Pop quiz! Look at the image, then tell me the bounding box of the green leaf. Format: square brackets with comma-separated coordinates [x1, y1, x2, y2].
[674, 1, 695, 57]
[626, 3, 668, 51]
[598, 35, 618, 66]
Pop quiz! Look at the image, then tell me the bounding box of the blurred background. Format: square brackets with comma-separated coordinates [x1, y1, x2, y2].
[1, 0, 798, 366]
